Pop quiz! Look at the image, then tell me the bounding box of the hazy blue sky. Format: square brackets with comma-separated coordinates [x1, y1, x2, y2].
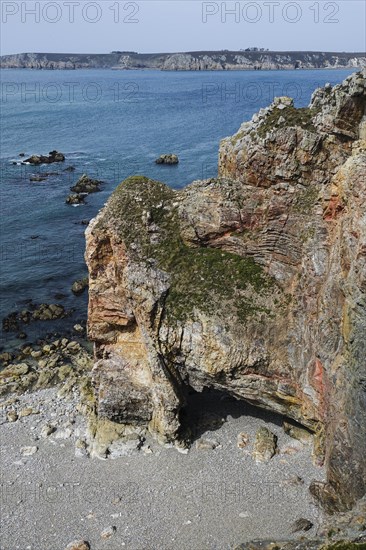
[1, 0, 365, 55]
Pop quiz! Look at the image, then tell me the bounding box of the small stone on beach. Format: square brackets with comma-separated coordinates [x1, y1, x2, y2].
[21, 446, 38, 456]
[101, 525, 116, 539]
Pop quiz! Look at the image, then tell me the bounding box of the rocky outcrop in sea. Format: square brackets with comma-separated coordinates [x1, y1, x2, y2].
[85, 71, 366, 518]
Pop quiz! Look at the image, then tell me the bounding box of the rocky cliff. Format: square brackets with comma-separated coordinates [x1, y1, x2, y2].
[85, 71, 366, 514]
[1, 51, 366, 70]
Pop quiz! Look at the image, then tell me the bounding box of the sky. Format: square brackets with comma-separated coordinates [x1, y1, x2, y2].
[0, 0, 365, 56]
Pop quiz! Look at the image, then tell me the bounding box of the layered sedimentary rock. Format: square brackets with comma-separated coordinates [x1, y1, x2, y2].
[85, 71, 366, 512]
[1, 51, 366, 70]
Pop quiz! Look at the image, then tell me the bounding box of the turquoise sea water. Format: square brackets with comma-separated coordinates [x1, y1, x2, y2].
[0, 68, 357, 347]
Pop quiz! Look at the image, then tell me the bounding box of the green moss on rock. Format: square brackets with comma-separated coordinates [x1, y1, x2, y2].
[257, 106, 318, 139]
[100, 176, 278, 324]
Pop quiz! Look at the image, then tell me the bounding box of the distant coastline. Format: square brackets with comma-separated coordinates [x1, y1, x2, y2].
[1, 50, 365, 71]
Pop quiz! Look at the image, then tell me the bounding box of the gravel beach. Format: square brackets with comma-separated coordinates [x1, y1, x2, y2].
[0, 386, 324, 550]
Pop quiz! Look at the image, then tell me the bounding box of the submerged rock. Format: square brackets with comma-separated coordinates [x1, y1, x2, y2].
[30, 175, 48, 182]
[2, 312, 20, 333]
[155, 153, 179, 165]
[85, 72, 366, 513]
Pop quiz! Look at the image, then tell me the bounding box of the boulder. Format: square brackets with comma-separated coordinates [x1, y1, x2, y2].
[252, 427, 277, 463]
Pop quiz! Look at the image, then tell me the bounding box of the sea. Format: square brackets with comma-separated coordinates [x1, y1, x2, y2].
[0, 68, 357, 349]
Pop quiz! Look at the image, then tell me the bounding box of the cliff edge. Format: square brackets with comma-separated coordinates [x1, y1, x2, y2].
[85, 71, 366, 514]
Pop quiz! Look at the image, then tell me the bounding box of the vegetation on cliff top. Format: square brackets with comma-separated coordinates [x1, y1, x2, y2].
[100, 176, 277, 323]
[257, 105, 318, 138]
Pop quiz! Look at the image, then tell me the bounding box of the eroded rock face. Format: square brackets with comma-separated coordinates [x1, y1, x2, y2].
[86, 71, 366, 512]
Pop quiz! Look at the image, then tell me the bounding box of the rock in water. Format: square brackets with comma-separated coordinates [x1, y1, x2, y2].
[66, 193, 87, 205]
[155, 154, 179, 165]
[72, 278, 89, 296]
[70, 174, 102, 194]
[252, 427, 277, 463]
[25, 150, 65, 165]
[85, 72, 366, 513]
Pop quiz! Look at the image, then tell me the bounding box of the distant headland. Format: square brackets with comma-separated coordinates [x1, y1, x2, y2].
[1, 50, 365, 70]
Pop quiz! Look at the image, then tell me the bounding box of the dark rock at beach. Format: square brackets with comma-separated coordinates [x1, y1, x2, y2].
[63, 166, 76, 172]
[19, 153, 25, 157]
[17, 332, 27, 340]
[155, 154, 179, 165]
[70, 174, 102, 194]
[74, 219, 90, 226]
[25, 150, 65, 165]
[291, 518, 314, 533]
[66, 193, 87, 205]
[72, 277, 89, 296]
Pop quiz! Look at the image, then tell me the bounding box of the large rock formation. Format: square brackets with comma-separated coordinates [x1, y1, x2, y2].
[85, 71, 366, 513]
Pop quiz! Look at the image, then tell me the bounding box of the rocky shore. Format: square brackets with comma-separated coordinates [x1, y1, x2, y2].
[1, 71, 366, 549]
[1, 51, 365, 71]
[83, 70, 366, 544]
